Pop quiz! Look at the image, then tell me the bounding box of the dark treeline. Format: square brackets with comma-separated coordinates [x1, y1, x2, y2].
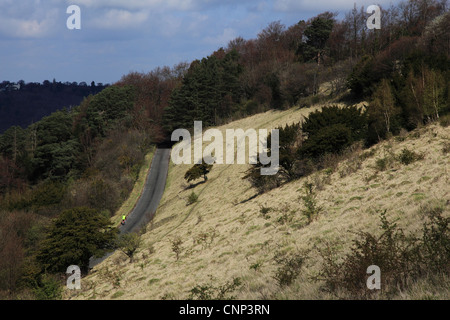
[0, 80, 109, 134]
[0, 0, 449, 299]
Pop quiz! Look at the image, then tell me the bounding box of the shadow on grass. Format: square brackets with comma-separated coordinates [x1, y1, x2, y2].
[184, 180, 207, 190]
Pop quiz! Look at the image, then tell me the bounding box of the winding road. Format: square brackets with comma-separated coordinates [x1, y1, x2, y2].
[89, 147, 171, 269]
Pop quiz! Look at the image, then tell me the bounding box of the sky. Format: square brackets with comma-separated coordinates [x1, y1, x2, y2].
[0, 0, 400, 85]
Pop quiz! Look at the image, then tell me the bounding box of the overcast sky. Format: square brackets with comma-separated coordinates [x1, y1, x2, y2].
[0, 0, 399, 84]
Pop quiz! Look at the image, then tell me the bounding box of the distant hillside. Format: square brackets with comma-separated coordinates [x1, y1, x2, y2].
[0, 80, 108, 133]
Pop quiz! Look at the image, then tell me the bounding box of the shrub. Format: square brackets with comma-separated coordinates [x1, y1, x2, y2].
[117, 232, 142, 262]
[397, 148, 423, 165]
[187, 192, 198, 206]
[273, 250, 308, 287]
[439, 114, 450, 127]
[193, 228, 217, 249]
[300, 182, 322, 224]
[259, 205, 272, 219]
[442, 141, 450, 154]
[419, 203, 450, 275]
[316, 211, 418, 298]
[300, 123, 353, 159]
[243, 167, 280, 194]
[301, 105, 368, 143]
[30, 180, 67, 209]
[170, 236, 183, 261]
[189, 277, 242, 300]
[299, 105, 367, 161]
[316, 208, 450, 299]
[375, 157, 388, 171]
[33, 274, 62, 300]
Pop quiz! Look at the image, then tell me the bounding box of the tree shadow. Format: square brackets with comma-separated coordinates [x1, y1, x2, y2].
[237, 193, 259, 205]
[184, 180, 207, 190]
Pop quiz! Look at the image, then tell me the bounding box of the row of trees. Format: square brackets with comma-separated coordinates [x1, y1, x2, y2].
[0, 80, 108, 134]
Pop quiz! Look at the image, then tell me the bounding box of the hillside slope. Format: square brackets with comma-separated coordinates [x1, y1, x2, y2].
[69, 104, 449, 300]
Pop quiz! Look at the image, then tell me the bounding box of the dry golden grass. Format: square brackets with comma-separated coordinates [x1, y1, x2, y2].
[68, 105, 449, 300]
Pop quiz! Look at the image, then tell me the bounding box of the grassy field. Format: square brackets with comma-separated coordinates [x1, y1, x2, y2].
[68, 104, 449, 300]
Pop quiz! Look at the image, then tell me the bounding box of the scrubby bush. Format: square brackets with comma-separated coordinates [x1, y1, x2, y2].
[419, 203, 450, 275]
[300, 182, 322, 224]
[397, 148, 424, 165]
[316, 207, 449, 299]
[302, 106, 367, 142]
[33, 274, 62, 300]
[273, 250, 308, 287]
[300, 123, 352, 159]
[375, 157, 389, 171]
[299, 105, 367, 159]
[187, 192, 199, 206]
[117, 232, 142, 263]
[188, 277, 242, 300]
[170, 236, 183, 261]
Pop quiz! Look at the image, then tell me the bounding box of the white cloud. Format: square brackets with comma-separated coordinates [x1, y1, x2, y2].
[273, 0, 400, 13]
[70, 0, 257, 12]
[157, 14, 184, 37]
[90, 9, 149, 29]
[204, 27, 237, 46]
[71, 0, 198, 11]
[0, 8, 58, 38]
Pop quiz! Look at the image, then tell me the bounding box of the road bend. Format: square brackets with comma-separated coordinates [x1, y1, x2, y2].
[89, 147, 171, 269]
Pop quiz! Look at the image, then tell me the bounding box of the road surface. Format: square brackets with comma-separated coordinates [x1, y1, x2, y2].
[89, 147, 171, 269]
